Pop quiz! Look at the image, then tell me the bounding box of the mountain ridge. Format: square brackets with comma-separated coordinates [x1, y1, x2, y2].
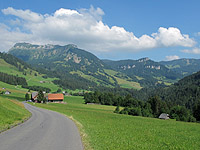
[8, 42, 200, 89]
[9, 43, 119, 89]
[159, 58, 200, 77]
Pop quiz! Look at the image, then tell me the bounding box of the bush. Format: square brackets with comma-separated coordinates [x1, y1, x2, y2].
[188, 116, 196, 122]
[25, 93, 29, 101]
[142, 108, 153, 117]
[119, 107, 129, 115]
[128, 107, 142, 116]
[170, 106, 194, 122]
[114, 105, 120, 113]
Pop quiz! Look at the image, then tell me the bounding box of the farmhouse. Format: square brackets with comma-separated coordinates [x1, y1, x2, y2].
[5, 90, 11, 95]
[159, 113, 170, 120]
[31, 92, 38, 102]
[48, 93, 64, 103]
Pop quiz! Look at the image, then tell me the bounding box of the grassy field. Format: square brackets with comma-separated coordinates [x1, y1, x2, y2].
[0, 96, 31, 131]
[34, 96, 200, 150]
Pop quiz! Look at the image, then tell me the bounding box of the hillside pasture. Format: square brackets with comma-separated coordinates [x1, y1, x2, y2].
[104, 69, 142, 89]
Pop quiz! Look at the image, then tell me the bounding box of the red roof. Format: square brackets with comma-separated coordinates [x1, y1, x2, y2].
[48, 93, 64, 100]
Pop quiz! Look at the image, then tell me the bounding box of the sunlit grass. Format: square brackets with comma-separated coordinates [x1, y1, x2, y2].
[35, 96, 200, 150]
[0, 96, 31, 131]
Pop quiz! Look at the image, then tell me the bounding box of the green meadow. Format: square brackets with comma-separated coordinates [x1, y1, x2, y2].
[1, 81, 200, 149]
[34, 96, 200, 150]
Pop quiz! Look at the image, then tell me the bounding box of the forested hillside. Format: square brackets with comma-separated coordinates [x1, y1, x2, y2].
[152, 70, 200, 107]
[0, 52, 32, 72]
[160, 58, 200, 77]
[7, 42, 200, 91]
[0, 72, 27, 86]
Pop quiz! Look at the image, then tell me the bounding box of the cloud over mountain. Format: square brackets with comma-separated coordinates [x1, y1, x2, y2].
[0, 7, 196, 53]
[181, 48, 200, 54]
[166, 55, 180, 61]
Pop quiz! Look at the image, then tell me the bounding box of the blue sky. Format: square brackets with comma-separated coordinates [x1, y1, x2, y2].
[0, 0, 200, 61]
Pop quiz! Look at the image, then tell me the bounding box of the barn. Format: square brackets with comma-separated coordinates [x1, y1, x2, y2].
[48, 93, 64, 103]
[5, 90, 11, 95]
[159, 113, 170, 120]
[31, 92, 38, 102]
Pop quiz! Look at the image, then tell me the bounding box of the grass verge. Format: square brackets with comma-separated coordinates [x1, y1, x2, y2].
[0, 96, 31, 132]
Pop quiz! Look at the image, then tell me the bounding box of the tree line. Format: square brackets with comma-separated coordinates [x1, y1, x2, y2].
[84, 91, 197, 122]
[22, 85, 51, 93]
[0, 72, 27, 86]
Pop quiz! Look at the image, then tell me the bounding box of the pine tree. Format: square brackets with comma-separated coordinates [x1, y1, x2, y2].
[193, 100, 200, 121]
[25, 93, 30, 101]
[114, 105, 120, 113]
[37, 90, 44, 103]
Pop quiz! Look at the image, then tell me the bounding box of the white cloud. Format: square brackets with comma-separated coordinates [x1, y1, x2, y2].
[0, 7, 196, 53]
[79, 5, 104, 21]
[181, 48, 200, 54]
[152, 27, 195, 47]
[0, 24, 33, 51]
[166, 55, 180, 61]
[54, 8, 80, 17]
[2, 7, 43, 22]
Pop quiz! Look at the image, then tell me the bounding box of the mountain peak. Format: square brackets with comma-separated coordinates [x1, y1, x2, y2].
[13, 42, 32, 48]
[66, 44, 78, 48]
[11, 43, 78, 51]
[137, 57, 150, 62]
[11, 43, 54, 50]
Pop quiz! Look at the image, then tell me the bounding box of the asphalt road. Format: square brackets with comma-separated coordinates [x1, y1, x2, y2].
[0, 103, 83, 150]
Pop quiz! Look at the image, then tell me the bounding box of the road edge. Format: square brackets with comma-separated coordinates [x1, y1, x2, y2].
[63, 114, 93, 150]
[29, 103, 92, 150]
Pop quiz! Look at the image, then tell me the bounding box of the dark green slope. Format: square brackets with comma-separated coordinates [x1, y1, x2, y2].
[149, 70, 200, 109]
[0, 51, 32, 71]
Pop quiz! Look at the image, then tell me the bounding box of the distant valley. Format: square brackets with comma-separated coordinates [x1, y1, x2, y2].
[8, 43, 200, 90]
[2, 42, 200, 124]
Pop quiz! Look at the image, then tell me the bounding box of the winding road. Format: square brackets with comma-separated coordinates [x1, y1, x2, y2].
[0, 103, 83, 150]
